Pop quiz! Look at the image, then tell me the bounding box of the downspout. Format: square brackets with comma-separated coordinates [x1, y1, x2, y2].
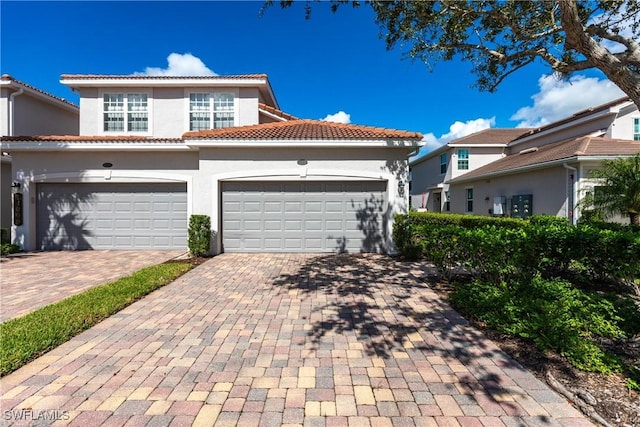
[563, 163, 577, 225]
[8, 87, 24, 136]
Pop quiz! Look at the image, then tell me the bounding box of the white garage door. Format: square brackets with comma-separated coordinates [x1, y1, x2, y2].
[37, 183, 187, 250]
[222, 181, 388, 253]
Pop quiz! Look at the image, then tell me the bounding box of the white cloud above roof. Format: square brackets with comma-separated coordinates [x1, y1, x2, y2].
[322, 111, 351, 124]
[510, 74, 625, 128]
[134, 53, 217, 76]
[413, 116, 495, 159]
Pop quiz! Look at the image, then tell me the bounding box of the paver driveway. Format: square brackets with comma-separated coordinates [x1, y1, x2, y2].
[0, 253, 592, 426]
[0, 250, 185, 322]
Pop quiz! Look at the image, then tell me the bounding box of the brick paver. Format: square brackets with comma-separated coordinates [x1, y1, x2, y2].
[0, 250, 185, 322]
[0, 253, 593, 426]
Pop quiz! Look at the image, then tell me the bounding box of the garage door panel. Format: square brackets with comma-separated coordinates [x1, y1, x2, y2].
[37, 183, 187, 250]
[222, 181, 387, 253]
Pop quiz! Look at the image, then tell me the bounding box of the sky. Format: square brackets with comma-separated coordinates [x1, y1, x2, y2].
[0, 1, 627, 158]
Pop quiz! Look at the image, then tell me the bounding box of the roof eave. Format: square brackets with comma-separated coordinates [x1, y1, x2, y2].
[447, 157, 580, 184]
[0, 141, 191, 151]
[185, 138, 423, 148]
[1, 80, 79, 113]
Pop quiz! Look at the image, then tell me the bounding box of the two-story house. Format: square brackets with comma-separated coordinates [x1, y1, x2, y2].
[409, 129, 530, 212]
[447, 97, 640, 222]
[1, 74, 422, 253]
[0, 74, 79, 231]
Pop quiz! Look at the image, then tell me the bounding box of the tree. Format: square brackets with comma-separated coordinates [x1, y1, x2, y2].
[581, 154, 640, 225]
[266, 0, 640, 110]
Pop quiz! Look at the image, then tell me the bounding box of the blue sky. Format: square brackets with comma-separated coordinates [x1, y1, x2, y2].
[0, 1, 626, 156]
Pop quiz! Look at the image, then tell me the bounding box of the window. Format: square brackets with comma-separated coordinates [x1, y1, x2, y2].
[634, 118, 640, 141]
[189, 92, 235, 131]
[103, 93, 148, 132]
[444, 191, 450, 212]
[440, 153, 447, 174]
[466, 188, 473, 212]
[457, 149, 469, 170]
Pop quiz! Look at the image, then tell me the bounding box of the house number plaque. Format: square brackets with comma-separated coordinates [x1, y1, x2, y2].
[13, 193, 23, 226]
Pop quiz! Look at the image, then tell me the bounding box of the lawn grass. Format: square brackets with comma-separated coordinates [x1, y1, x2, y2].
[0, 261, 193, 376]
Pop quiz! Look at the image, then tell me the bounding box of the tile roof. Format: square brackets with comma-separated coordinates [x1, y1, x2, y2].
[182, 120, 423, 140]
[1, 135, 182, 142]
[60, 74, 268, 80]
[1, 74, 78, 109]
[451, 136, 640, 182]
[258, 103, 299, 121]
[449, 128, 532, 145]
[510, 96, 632, 143]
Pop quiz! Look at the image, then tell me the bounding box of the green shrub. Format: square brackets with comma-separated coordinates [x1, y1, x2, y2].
[188, 214, 211, 257]
[449, 276, 639, 373]
[1, 243, 20, 256]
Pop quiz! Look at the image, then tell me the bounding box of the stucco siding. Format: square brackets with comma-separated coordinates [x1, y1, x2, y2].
[1, 159, 11, 230]
[10, 151, 199, 250]
[196, 146, 411, 254]
[153, 88, 185, 137]
[78, 88, 100, 135]
[238, 88, 259, 126]
[13, 95, 78, 136]
[610, 107, 640, 140]
[449, 166, 569, 218]
[0, 89, 9, 136]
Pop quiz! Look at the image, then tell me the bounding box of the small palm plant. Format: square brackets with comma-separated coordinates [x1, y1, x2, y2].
[581, 154, 640, 225]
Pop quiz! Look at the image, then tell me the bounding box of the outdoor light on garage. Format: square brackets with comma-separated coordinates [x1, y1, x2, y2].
[398, 180, 405, 196]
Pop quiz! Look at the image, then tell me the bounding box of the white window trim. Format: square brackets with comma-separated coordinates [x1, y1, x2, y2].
[457, 149, 470, 170]
[100, 89, 152, 136]
[184, 88, 239, 133]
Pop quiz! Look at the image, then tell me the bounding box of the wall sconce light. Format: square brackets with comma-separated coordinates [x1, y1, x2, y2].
[398, 180, 405, 196]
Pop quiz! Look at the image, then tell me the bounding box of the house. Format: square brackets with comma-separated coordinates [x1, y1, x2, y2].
[0, 74, 80, 231]
[445, 97, 640, 222]
[1, 74, 422, 253]
[409, 129, 531, 212]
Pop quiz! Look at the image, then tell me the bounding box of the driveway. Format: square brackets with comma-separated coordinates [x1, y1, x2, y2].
[0, 253, 591, 426]
[0, 250, 185, 322]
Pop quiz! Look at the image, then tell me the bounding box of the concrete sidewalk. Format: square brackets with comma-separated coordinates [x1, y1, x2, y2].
[0, 253, 592, 426]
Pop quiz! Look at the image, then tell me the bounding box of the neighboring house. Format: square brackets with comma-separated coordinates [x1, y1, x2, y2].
[0, 74, 79, 231]
[1, 74, 422, 253]
[409, 129, 530, 212]
[447, 97, 640, 223]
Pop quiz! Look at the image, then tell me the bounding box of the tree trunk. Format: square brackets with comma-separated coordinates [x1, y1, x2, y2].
[558, 0, 640, 111]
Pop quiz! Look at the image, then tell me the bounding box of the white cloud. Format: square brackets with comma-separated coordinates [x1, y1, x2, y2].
[511, 74, 625, 128]
[134, 53, 217, 76]
[412, 117, 495, 159]
[322, 111, 351, 124]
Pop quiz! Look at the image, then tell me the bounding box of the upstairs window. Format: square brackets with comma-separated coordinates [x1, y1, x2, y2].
[189, 92, 235, 131]
[634, 118, 640, 141]
[457, 149, 469, 170]
[440, 153, 447, 174]
[103, 93, 148, 132]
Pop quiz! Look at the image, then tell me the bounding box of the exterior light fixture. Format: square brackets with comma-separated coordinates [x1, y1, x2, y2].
[297, 159, 308, 166]
[398, 180, 405, 196]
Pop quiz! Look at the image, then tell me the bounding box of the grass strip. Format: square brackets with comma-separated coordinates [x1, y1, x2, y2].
[0, 261, 193, 376]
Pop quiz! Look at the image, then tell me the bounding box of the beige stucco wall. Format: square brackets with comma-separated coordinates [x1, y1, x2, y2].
[1, 87, 79, 137]
[9, 146, 412, 254]
[449, 166, 570, 218]
[9, 150, 199, 250]
[1, 159, 11, 230]
[610, 106, 640, 140]
[410, 146, 505, 211]
[196, 146, 411, 254]
[78, 86, 261, 138]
